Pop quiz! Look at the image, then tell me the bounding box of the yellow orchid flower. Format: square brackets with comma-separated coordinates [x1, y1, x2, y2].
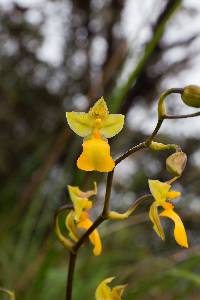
[66, 184, 102, 255]
[95, 277, 127, 300]
[77, 131, 115, 172]
[66, 97, 125, 172]
[148, 179, 188, 248]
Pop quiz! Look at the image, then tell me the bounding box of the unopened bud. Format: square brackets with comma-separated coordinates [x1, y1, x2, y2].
[166, 152, 187, 176]
[181, 85, 200, 108]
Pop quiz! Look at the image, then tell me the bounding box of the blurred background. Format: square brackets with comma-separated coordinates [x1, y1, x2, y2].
[0, 0, 200, 299]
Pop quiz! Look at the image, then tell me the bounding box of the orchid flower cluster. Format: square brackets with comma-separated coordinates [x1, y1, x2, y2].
[1, 86, 199, 300]
[52, 85, 200, 300]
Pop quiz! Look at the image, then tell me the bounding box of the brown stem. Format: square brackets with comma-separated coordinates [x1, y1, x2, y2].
[66, 253, 77, 300]
[115, 142, 147, 165]
[73, 170, 114, 252]
[115, 118, 164, 165]
[102, 171, 114, 216]
[73, 215, 105, 252]
[65, 173, 115, 299]
[164, 112, 200, 119]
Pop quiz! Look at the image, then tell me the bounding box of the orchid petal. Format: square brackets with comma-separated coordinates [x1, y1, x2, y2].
[66, 112, 93, 137]
[160, 206, 188, 248]
[65, 211, 80, 242]
[78, 213, 102, 256]
[100, 114, 125, 138]
[68, 185, 92, 221]
[77, 138, 115, 172]
[89, 97, 109, 119]
[95, 277, 114, 300]
[111, 285, 127, 300]
[148, 179, 171, 204]
[149, 202, 165, 240]
[167, 190, 181, 200]
[95, 277, 126, 300]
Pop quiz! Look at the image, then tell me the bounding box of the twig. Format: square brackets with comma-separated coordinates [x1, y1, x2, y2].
[115, 142, 147, 165]
[164, 112, 200, 119]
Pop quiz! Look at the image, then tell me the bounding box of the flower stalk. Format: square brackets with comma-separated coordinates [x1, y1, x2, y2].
[0, 288, 15, 300]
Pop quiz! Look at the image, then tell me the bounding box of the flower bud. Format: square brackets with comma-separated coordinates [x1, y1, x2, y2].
[181, 85, 200, 108]
[166, 152, 187, 176]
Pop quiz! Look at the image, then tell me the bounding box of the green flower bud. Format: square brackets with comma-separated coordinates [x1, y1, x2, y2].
[166, 152, 187, 176]
[181, 85, 200, 108]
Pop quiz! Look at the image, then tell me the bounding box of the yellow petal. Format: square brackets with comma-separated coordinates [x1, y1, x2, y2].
[111, 285, 127, 300]
[78, 214, 102, 256]
[148, 179, 171, 204]
[66, 112, 93, 137]
[167, 190, 181, 200]
[73, 197, 92, 221]
[65, 211, 79, 242]
[95, 277, 114, 300]
[68, 185, 92, 221]
[100, 114, 125, 138]
[160, 206, 188, 248]
[77, 137, 115, 172]
[149, 202, 165, 240]
[95, 278, 126, 300]
[89, 97, 109, 119]
[55, 214, 74, 250]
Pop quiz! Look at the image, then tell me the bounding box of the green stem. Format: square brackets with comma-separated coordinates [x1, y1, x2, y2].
[158, 88, 183, 118]
[108, 194, 153, 220]
[0, 288, 15, 300]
